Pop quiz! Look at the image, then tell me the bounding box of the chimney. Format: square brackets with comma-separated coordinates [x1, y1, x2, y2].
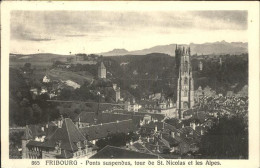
[58, 118, 63, 128]
[147, 137, 150, 142]
[78, 117, 81, 128]
[162, 122, 165, 130]
[201, 129, 204, 135]
[155, 125, 158, 132]
[41, 126, 44, 132]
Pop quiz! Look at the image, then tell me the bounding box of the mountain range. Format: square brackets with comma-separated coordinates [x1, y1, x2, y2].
[98, 41, 248, 56]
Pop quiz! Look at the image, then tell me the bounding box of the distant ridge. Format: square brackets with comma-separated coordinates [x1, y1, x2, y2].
[98, 41, 248, 56]
[10, 41, 248, 57]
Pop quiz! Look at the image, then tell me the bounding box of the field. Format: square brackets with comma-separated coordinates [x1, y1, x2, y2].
[9, 61, 53, 69]
[47, 69, 93, 85]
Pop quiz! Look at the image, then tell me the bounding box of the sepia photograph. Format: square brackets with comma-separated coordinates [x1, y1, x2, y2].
[1, 1, 259, 167]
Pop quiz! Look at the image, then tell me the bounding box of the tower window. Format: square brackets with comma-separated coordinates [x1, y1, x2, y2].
[184, 90, 188, 97]
[184, 77, 188, 85]
[184, 61, 188, 72]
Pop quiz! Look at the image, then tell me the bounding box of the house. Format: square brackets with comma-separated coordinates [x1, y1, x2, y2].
[125, 98, 140, 112]
[21, 118, 97, 159]
[30, 88, 38, 95]
[40, 86, 48, 95]
[140, 94, 175, 116]
[42, 75, 50, 83]
[112, 84, 122, 102]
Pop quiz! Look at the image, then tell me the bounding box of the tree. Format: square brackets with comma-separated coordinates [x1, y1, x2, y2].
[32, 104, 42, 120]
[199, 115, 248, 159]
[24, 62, 31, 69]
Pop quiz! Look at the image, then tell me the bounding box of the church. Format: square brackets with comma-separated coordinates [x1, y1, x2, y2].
[175, 45, 195, 119]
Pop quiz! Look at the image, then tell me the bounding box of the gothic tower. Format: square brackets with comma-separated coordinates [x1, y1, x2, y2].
[98, 62, 106, 79]
[199, 61, 203, 71]
[176, 45, 195, 119]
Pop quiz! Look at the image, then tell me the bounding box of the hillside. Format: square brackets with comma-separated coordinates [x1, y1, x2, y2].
[98, 41, 248, 56]
[105, 53, 248, 100]
[9, 52, 248, 126]
[10, 53, 71, 60]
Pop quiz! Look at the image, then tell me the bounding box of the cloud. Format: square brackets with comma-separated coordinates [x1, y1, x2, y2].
[192, 11, 247, 30]
[65, 34, 87, 37]
[26, 37, 54, 41]
[10, 10, 248, 54]
[11, 10, 247, 42]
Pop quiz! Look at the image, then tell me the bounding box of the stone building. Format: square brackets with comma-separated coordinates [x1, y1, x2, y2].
[113, 84, 121, 102]
[124, 98, 140, 112]
[98, 62, 106, 79]
[199, 61, 203, 71]
[176, 45, 195, 119]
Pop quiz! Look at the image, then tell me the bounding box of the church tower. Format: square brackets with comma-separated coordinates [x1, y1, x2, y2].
[98, 62, 106, 79]
[199, 61, 203, 71]
[176, 45, 195, 119]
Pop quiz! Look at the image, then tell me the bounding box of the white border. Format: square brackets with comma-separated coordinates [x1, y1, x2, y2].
[1, 1, 259, 168]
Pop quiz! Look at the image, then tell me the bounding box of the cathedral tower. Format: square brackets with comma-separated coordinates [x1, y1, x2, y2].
[176, 45, 195, 119]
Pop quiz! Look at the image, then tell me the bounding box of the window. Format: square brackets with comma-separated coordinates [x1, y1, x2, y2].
[184, 61, 188, 72]
[84, 140, 88, 146]
[77, 142, 81, 148]
[184, 90, 188, 97]
[184, 77, 188, 85]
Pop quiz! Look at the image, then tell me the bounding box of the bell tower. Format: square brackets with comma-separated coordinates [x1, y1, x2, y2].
[176, 45, 194, 119]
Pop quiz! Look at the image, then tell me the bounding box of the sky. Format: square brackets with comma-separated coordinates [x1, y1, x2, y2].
[10, 10, 248, 55]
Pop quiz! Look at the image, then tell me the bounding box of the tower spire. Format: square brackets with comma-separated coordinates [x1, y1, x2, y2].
[176, 46, 195, 119]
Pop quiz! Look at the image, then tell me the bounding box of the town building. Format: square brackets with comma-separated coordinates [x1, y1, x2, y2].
[42, 75, 50, 83]
[21, 118, 97, 159]
[112, 84, 121, 102]
[124, 98, 140, 112]
[176, 45, 195, 119]
[139, 93, 176, 117]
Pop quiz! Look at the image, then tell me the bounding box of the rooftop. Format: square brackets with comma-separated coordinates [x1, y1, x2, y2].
[90, 145, 159, 159]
